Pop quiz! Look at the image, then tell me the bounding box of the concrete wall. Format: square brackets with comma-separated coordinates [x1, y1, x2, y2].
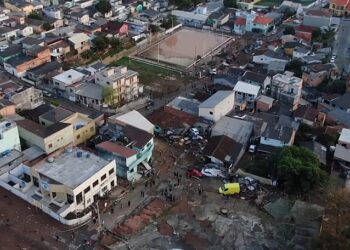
[73, 121, 96, 145]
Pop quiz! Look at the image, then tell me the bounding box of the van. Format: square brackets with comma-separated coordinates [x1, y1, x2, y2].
[219, 183, 240, 195]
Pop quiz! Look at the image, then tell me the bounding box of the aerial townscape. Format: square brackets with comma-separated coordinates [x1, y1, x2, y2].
[1, 0, 350, 249]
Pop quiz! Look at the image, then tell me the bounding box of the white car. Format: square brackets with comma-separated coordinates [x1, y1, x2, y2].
[201, 168, 226, 178]
[330, 55, 337, 63]
[190, 127, 199, 135]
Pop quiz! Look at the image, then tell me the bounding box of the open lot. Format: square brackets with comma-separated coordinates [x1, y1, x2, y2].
[138, 28, 231, 69]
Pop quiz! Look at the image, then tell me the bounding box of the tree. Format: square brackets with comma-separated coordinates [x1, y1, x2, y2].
[95, 0, 112, 15]
[276, 146, 327, 193]
[283, 26, 295, 35]
[285, 59, 303, 77]
[161, 15, 178, 29]
[223, 0, 237, 8]
[92, 36, 109, 51]
[28, 11, 43, 20]
[102, 86, 116, 106]
[42, 22, 52, 31]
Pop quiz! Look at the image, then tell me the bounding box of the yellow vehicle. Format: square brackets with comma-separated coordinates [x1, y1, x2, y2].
[219, 183, 240, 195]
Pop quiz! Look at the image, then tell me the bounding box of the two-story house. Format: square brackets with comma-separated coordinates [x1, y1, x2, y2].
[68, 33, 91, 55]
[233, 80, 261, 110]
[52, 69, 85, 97]
[329, 0, 350, 16]
[270, 71, 303, 111]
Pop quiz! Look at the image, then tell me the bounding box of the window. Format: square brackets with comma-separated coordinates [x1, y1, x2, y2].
[109, 168, 114, 175]
[67, 194, 73, 204]
[76, 192, 83, 204]
[48, 144, 53, 148]
[52, 192, 56, 198]
[93, 180, 99, 187]
[101, 174, 106, 181]
[76, 134, 80, 139]
[111, 180, 115, 187]
[33, 176, 39, 187]
[84, 186, 90, 194]
[209, 111, 213, 115]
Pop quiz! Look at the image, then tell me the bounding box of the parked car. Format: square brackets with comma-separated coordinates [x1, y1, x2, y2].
[187, 168, 203, 178]
[190, 127, 199, 135]
[201, 168, 226, 178]
[330, 55, 337, 63]
[248, 145, 256, 153]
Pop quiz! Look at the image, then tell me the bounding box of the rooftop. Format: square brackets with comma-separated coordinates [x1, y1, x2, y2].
[234, 81, 260, 96]
[235, 17, 246, 26]
[97, 66, 138, 81]
[211, 116, 254, 145]
[272, 72, 302, 86]
[36, 148, 111, 189]
[96, 141, 138, 158]
[241, 71, 268, 85]
[75, 82, 103, 100]
[339, 128, 350, 144]
[199, 91, 234, 109]
[167, 96, 200, 116]
[53, 69, 85, 85]
[6, 55, 36, 67]
[0, 119, 17, 133]
[331, 93, 350, 110]
[68, 32, 90, 44]
[28, 61, 62, 76]
[16, 119, 71, 138]
[40, 107, 74, 123]
[171, 10, 208, 22]
[257, 95, 274, 105]
[253, 16, 273, 25]
[110, 110, 154, 134]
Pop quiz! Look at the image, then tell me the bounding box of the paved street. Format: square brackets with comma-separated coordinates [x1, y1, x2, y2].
[334, 19, 350, 73]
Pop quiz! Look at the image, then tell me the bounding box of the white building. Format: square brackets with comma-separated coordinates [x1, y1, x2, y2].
[52, 69, 85, 96]
[43, 7, 63, 19]
[233, 81, 260, 110]
[0, 148, 116, 225]
[334, 128, 350, 167]
[108, 110, 154, 134]
[198, 91, 235, 122]
[271, 71, 302, 110]
[0, 120, 21, 154]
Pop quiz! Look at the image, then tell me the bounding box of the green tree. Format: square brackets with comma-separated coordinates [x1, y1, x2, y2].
[102, 86, 116, 106]
[276, 146, 327, 193]
[95, 0, 112, 15]
[28, 11, 43, 20]
[92, 36, 109, 51]
[161, 15, 178, 29]
[283, 26, 295, 35]
[223, 0, 237, 8]
[285, 59, 303, 77]
[42, 22, 52, 31]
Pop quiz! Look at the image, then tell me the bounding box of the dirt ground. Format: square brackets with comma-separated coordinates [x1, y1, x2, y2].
[0, 188, 66, 250]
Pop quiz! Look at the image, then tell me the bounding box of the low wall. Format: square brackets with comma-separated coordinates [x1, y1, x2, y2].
[0, 181, 91, 226]
[235, 168, 275, 186]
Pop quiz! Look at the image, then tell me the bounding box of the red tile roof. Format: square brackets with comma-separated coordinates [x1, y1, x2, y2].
[96, 141, 137, 158]
[253, 16, 273, 25]
[331, 0, 349, 5]
[235, 17, 246, 26]
[295, 25, 317, 33]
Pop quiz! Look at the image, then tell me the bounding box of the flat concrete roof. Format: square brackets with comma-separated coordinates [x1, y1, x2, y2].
[339, 128, 350, 144]
[36, 148, 112, 190]
[199, 91, 234, 109]
[211, 116, 253, 145]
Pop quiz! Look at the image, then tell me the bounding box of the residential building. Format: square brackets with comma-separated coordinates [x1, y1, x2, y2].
[4, 47, 51, 77]
[39, 107, 74, 126]
[203, 135, 243, 168]
[259, 115, 299, 152]
[303, 9, 333, 28]
[9, 87, 44, 110]
[52, 69, 85, 97]
[48, 40, 71, 61]
[0, 99, 16, 117]
[16, 119, 74, 154]
[26, 61, 63, 86]
[292, 46, 311, 59]
[256, 95, 274, 112]
[43, 7, 63, 19]
[198, 91, 235, 122]
[17, 25, 34, 37]
[213, 74, 239, 88]
[4, 0, 37, 15]
[331, 92, 350, 112]
[0, 44, 22, 63]
[271, 71, 303, 110]
[95, 66, 139, 105]
[295, 25, 317, 42]
[279, 1, 303, 15]
[108, 110, 154, 134]
[302, 63, 336, 87]
[70, 11, 90, 25]
[102, 21, 129, 38]
[166, 96, 200, 116]
[334, 128, 350, 167]
[241, 71, 271, 90]
[68, 33, 91, 55]
[0, 26, 18, 41]
[171, 10, 208, 28]
[0, 120, 21, 153]
[329, 0, 350, 16]
[293, 106, 326, 127]
[253, 51, 289, 67]
[102, 121, 155, 181]
[233, 81, 260, 110]
[75, 82, 103, 108]
[234, 12, 274, 34]
[0, 148, 116, 225]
